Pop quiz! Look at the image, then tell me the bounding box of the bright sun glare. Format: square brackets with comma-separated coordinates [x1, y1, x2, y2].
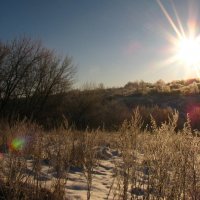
[176, 37, 200, 66]
[157, 0, 200, 77]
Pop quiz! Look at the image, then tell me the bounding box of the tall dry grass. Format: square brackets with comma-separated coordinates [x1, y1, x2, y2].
[0, 109, 199, 199]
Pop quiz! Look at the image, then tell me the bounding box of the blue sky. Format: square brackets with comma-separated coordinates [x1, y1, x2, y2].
[1, 0, 200, 87]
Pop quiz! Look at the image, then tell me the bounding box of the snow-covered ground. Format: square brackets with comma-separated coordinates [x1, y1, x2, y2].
[66, 159, 115, 200]
[49, 147, 119, 199]
[0, 147, 122, 200]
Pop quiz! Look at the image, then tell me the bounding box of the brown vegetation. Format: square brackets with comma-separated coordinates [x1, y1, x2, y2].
[0, 108, 200, 199]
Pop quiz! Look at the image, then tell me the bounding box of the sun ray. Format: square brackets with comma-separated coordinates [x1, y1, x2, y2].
[170, 0, 186, 38]
[156, 0, 182, 39]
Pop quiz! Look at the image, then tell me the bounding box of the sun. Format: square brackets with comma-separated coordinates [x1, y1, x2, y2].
[156, 0, 200, 78]
[176, 36, 200, 66]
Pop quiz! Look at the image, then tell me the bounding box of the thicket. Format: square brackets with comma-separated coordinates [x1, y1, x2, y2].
[0, 36, 75, 122]
[124, 79, 200, 95]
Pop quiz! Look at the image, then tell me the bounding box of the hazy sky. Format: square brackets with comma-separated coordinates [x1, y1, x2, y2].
[1, 0, 200, 87]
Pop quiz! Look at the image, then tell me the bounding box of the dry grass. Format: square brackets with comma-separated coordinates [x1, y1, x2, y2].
[0, 109, 200, 199]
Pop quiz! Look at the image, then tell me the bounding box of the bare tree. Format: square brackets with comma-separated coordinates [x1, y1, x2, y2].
[0, 37, 75, 116]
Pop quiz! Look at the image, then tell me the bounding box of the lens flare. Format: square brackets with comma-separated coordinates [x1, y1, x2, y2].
[187, 105, 200, 120]
[9, 137, 26, 151]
